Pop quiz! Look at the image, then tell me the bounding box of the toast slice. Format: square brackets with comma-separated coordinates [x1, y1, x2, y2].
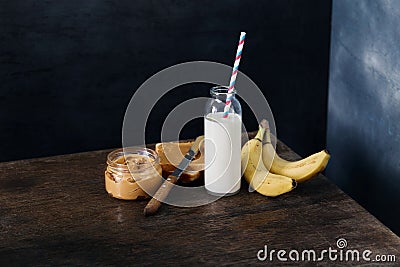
[155, 140, 204, 183]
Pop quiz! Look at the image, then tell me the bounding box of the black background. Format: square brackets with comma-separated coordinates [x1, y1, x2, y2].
[0, 0, 331, 162]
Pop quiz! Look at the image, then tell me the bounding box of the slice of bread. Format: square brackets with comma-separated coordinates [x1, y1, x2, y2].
[155, 141, 204, 183]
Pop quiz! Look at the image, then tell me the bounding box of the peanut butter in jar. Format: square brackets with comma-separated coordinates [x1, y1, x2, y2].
[105, 148, 163, 200]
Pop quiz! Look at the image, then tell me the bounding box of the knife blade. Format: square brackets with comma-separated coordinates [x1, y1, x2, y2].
[143, 135, 204, 216]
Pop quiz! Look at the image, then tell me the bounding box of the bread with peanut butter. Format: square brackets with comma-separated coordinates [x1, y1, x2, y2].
[155, 141, 204, 183]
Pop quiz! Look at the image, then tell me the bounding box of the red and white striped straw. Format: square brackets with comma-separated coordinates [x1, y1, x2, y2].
[223, 32, 246, 118]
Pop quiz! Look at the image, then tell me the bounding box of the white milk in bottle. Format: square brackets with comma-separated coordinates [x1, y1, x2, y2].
[204, 86, 242, 196]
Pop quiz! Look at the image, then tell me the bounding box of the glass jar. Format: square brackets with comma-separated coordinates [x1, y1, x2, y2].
[204, 85, 242, 196]
[105, 147, 163, 200]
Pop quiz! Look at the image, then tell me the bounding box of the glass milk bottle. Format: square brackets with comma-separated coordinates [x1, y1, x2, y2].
[204, 85, 242, 196]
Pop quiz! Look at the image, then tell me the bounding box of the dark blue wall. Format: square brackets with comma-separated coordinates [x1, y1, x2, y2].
[0, 1, 331, 162]
[328, 0, 400, 235]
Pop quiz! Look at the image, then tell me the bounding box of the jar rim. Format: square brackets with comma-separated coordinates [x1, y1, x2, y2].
[210, 85, 237, 96]
[106, 147, 160, 171]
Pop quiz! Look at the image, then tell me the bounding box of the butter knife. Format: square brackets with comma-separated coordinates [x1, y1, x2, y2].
[143, 135, 204, 216]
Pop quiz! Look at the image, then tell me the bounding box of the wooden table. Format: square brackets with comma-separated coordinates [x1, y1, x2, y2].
[1, 138, 399, 266]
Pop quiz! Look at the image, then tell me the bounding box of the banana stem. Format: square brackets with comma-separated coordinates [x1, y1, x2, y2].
[260, 119, 269, 129]
[260, 119, 271, 143]
[255, 120, 267, 141]
[258, 119, 271, 143]
[265, 127, 271, 144]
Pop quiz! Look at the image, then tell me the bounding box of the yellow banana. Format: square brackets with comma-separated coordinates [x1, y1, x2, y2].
[261, 120, 330, 183]
[241, 124, 297, 197]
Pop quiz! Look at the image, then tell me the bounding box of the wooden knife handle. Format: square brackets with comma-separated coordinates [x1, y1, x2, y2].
[143, 175, 178, 216]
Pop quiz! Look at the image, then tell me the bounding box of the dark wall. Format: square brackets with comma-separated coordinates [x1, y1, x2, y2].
[0, 0, 331, 162]
[328, 0, 400, 235]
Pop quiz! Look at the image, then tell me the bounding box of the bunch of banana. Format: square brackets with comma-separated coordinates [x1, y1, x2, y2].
[261, 120, 330, 183]
[241, 119, 330, 197]
[241, 123, 297, 197]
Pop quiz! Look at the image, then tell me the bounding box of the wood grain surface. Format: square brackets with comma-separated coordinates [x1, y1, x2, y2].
[0, 136, 399, 266]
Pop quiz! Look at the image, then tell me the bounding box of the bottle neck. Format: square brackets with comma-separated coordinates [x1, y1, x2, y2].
[210, 86, 236, 102]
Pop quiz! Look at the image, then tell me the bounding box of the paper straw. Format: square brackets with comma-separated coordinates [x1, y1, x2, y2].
[223, 32, 246, 118]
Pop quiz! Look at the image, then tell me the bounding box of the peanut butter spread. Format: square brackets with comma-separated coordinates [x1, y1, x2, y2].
[105, 153, 162, 200]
